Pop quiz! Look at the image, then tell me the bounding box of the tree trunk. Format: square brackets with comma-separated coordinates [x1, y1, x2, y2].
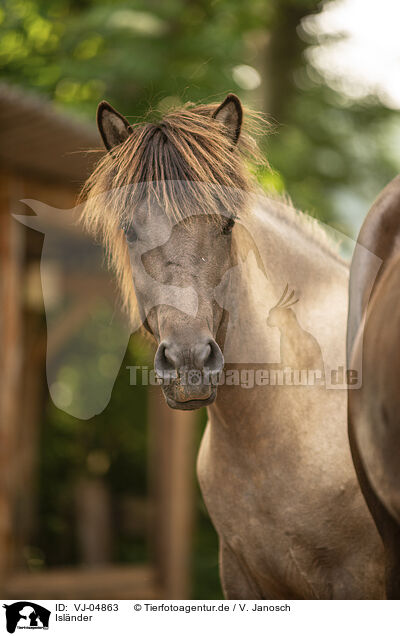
[264, 2, 319, 122]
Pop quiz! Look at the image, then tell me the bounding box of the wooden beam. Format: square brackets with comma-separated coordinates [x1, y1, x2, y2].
[0, 172, 24, 585]
[3, 564, 163, 600]
[148, 387, 197, 599]
[22, 175, 80, 209]
[13, 312, 46, 563]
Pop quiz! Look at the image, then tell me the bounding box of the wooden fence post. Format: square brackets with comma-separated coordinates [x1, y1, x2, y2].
[0, 173, 24, 591]
[148, 386, 197, 599]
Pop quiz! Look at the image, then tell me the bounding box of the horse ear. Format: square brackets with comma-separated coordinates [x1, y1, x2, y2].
[97, 101, 132, 151]
[212, 94, 243, 146]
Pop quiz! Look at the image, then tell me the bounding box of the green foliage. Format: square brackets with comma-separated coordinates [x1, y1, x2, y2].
[265, 79, 400, 233]
[0, 0, 268, 117]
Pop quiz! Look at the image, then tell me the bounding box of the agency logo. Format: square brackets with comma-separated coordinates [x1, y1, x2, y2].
[3, 602, 50, 634]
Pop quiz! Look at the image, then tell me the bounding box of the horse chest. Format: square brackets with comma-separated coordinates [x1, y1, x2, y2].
[197, 421, 302, 546]
[197, 411, 358, 598]
[197, 442, 325, 598]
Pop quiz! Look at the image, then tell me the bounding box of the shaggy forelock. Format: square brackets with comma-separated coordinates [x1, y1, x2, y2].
[79, 101, 267, 322]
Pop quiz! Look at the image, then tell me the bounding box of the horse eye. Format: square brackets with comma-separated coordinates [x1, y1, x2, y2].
[122, 223, 137, 243]
[222, 217, 235, 235]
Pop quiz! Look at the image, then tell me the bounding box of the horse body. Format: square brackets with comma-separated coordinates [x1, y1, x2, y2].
[349, 254, 400, 598]
[82, 94, 385, 599]
[198, 202, 384, 599]
[348, 175, 400, 598]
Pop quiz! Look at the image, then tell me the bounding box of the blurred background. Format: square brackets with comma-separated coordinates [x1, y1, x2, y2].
[1, 0, 400, 600]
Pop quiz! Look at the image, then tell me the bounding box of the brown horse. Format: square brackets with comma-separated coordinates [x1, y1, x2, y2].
[348, 176, 400, 598]
[81, 94, 384, 598]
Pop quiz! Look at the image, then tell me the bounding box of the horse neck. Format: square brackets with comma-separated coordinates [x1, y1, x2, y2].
[210, 199, 349, 422]
[221, 201, 344, 355]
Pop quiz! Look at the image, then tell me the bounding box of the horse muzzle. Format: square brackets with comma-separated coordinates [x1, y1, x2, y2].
[154, 338, 223, 410]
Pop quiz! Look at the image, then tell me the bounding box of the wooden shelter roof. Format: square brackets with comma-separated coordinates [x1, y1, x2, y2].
[0, 83, 102, 184]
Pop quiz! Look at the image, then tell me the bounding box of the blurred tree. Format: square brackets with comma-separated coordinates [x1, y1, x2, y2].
[257, 1, 400, 232]
[263, 0, 319, 120]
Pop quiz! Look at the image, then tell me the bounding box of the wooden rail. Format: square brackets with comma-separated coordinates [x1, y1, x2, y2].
[2, 565, 163, 600]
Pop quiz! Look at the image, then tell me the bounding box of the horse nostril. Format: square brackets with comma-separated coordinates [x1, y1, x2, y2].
[155, 341, 177, 378]
[155, 338, 224, 379]
[201, 339, 224, 374]
[193, 343, 211, 368]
